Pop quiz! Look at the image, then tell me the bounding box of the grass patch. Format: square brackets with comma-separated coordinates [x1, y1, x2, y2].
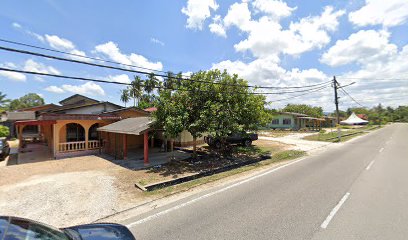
[304, 125, 381, 142]
[144, 149, 305, 196]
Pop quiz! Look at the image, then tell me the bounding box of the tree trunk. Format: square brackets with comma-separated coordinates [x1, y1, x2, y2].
[192, 136, 197, 159]
[170, 139, 174, 159]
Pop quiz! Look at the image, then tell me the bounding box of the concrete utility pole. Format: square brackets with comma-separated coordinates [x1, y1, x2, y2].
[333, 76, 341, 142]
[333, 76, 340, 124]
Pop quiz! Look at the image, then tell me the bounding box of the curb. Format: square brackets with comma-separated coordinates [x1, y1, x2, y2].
[135, 155, 270, 191]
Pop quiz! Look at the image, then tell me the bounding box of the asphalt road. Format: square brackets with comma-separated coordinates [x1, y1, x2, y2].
[126, 123, 408, 240]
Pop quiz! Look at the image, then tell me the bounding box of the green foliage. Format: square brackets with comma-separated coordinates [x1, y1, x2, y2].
[0, 92, 10, 110]
[282, 104, 323, 117]
[153, 70, 270, 155]
[0, 125, 9, 137]
[9, 93, 44, 110]
[335, 104, 408, 125]
[120, 89, 130, 107]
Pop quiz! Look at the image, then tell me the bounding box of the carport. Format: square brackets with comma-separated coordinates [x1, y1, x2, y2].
[97, 117, 154, 164]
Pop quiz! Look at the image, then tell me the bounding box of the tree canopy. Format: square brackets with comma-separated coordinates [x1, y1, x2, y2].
[282, 104, 323, 118]
[8, 93, 45, 111]
[153, 69, 271, 156]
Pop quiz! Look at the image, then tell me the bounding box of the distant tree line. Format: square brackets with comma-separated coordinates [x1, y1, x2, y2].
[0, 92, 45, 112]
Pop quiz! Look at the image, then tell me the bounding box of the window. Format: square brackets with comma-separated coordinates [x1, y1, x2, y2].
[283, 118, 292, 125]
[66, 123, 85, 142]
[4, 218, 69, 240]
[272, 119, 279, 124]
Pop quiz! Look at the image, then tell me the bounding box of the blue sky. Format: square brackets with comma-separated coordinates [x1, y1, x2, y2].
[1, 0, 408, 111]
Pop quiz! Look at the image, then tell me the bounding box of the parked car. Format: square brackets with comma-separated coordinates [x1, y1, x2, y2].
[204, 132, 258, 148]
[0, 138, 10, 161]
[0, 216, 136, 240]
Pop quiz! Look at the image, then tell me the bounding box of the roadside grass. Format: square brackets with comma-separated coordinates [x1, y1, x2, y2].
[304, 125, 382, 142]
[144, 149, 306, 196]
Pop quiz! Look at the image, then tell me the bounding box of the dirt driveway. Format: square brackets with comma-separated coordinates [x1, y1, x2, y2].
[0, 156, 154, 227]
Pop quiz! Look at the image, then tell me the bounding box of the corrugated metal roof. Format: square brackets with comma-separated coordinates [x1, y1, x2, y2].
[5, 111, 36, 120]
[97, 117, 154, 135]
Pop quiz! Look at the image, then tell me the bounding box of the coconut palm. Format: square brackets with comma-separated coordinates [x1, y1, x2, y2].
[144, 72, 159, 94]
[120, 89, 130, 107]
[0, 91, 10, 109]
[129, 76, 143, 107]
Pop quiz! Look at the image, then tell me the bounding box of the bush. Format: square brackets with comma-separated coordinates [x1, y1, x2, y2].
[0, 125, 10, 137]
[319, 129, 326, 134]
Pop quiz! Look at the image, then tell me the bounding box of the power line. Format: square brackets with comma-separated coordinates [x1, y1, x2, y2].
[337, 76, 408, 81]
[339, 86, 365, 108]
[0, 44, 332, 90]
[0, 67, 332, 96]
[270, 85, 330, 102]
[0, 38, 180, 76]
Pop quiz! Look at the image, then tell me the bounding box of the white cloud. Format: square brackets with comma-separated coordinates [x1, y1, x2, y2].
[44, 85, 65, 94]
[349, 0, 408, 27]
[209, 15, 226, 37]
[0, 63, 27, 82]
[212, 58, 328, 87]
[252, 0, 296, 20]
[212, 58, 331, 108]
[181, 0, 219, 30]
[61, 82, 105, 96]
[150, 37, 165, 46]
[107, 74, 131, 84]
[12, 22, 21, 29]
[45, 34, 75, 51]
[223, 2, 252, 31]
[321, 30, 397, 67]
[225, 5, 344, 59]
[23, 59, 61, 75]
[45, 82, 105, 96]
[94, 41, 163, 71]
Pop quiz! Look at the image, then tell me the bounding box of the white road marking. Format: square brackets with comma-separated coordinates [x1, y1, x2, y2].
[366, 160, 375, 170]
[126, 156, 308, 228]
[320, 192, 350, 229]
[379, 147, 384, 153]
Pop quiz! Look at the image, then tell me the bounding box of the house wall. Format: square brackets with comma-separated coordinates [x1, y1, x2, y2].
[53, 119, 112, 157]
[269, 114, 296, 129]
[174, 130, 206, 147]
[63, 104, 120, 115]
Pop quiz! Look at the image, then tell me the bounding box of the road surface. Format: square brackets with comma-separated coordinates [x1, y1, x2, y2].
[125, 123, 408, 240]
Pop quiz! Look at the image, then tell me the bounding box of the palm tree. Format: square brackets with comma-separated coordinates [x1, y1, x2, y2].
[129, 76, 143, 107]
[144, 72, 159, 95]
[120, 89, 130, 107]
[0, 91, 10, 109]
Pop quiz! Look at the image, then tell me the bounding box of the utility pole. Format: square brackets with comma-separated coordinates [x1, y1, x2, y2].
[333, 76, 340, 124]
[333, 76, 341, 142]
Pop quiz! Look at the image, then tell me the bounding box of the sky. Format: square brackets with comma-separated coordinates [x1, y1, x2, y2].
[0, 0, 408, 111]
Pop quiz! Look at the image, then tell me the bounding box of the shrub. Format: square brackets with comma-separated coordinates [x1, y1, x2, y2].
[319, 129, 326, 134]
[0, 125, 9, 137]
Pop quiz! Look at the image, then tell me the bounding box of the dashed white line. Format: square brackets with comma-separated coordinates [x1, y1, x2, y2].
[126, 156, 308, 228]
[379, 147, 384, 153]
[366, 160, 375, 170]
[321, 192, 350, 229]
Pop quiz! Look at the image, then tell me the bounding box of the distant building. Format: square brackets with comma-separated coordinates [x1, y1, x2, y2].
[269, 112, 327, 131]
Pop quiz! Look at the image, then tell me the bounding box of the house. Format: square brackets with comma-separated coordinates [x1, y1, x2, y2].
[10, 94, 208, 164]
[269, 112, 326, 131]
[8, 94, 175, 164]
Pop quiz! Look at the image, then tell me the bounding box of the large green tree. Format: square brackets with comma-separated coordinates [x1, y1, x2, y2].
[9, 93, 45, 110]
[154, 69, 270, 157]
[282, 104, 323, 118]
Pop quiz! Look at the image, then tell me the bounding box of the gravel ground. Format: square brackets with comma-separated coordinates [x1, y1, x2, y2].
[259, 132, 331, 152]
[0, 156, 150, 227]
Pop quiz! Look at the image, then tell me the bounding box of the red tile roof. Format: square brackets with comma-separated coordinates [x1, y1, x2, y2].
[144, 107, 157, 112]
